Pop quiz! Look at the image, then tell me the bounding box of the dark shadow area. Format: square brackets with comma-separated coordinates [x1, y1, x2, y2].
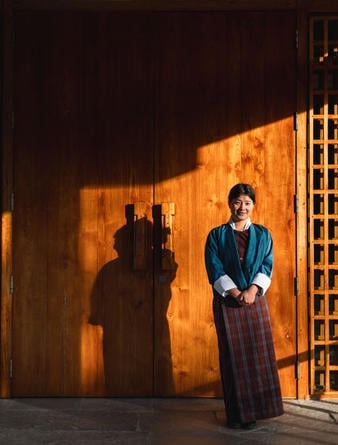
[12, 10, 297, 186]
[276, 349, 309, 370]
[88, 210, 177, 395]
[152, 205, 178, 395]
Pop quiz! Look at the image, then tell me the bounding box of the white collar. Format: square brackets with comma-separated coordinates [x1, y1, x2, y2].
[228, 217, 252, 231]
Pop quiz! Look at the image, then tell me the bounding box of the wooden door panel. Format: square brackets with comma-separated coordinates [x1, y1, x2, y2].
[12, 11, 297, 397]
[263, 12, 297, 398]
[154, 12, 238, 397]
[154, 12, 296, 397]
[13, 12, 154, 396]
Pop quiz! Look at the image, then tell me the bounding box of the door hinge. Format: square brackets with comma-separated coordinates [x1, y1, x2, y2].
[10, 192, 14, 212]
[295, 29, 299, 49]
[295, 359, 300, 380]
[9, 359, 13, 379]
[294, 194, 299, 213]
[294, 276, 299, 296]
[11, 111, 15, 130]
[10, 275, 14, 294]
[294, 112, 298, 131]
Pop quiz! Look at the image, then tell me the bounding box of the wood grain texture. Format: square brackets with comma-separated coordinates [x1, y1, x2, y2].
[12, 12, 154, 396]
[10, 10, 297, 397]
[9, 0, 297, 11]
[309, 0, 338, 13]
[239, 13, 265, 213]
[263, 12, 297, 398]
[8, 0, 338, 12]
[1, 0, 14, 397]
[13, 14, 77, 394]
[296, 0, 310, 400]
[155, 12, 297, 397]
[154, 13, 233, 396]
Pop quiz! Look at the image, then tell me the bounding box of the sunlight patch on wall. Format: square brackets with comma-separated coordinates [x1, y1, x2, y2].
[2, 210, 12, 276]
[78, 187, 106, 394]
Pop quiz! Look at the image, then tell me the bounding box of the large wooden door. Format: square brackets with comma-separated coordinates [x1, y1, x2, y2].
[153, 12, 297, 397]
[13, 12, 155, 396]
[11, 11, 296, 397]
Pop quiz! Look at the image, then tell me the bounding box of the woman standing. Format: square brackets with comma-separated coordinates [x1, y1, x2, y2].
[205, 183, 283, 430]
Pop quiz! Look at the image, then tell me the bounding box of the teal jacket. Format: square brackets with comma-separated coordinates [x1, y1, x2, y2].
[205, 223, 273, 292]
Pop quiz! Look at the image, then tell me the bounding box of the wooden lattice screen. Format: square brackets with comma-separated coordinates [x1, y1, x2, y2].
[309, 17, 338, 397]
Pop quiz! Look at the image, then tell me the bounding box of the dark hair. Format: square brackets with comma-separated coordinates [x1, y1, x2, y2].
[228, 183, 256, 205]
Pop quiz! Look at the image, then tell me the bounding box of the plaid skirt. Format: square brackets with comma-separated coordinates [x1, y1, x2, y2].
[213, 293, 284, 424]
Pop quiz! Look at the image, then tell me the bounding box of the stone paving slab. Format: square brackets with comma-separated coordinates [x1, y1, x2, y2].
[0, 398, 336, 445]
[149, 432, 251, 445]
[0, 398, 154, 412]
[139, 410, 220, 434]
[283, 399, 338, 423]
[151, 398, 225, 412]
[0, 410, 139, 432]
[0, 431, 148, 445]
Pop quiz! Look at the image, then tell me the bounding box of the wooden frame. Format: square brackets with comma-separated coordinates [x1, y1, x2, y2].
[308, 15, 338, 398]
[1, 0, 14, 398]
[3, 0, 298, 11]
[3, 0, 338, 11]
[296, 0, 310, 400]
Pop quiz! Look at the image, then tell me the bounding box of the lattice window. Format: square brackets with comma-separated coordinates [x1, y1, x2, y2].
[309, 17, 338, 397]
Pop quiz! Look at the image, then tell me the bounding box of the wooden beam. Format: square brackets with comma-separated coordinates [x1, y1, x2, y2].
[1, 0, 14, 397]
[309, 0, 338, 13]
[7, 0, 338, 12]
[10, 0, 297, 11]
[296, 0, 310, 400]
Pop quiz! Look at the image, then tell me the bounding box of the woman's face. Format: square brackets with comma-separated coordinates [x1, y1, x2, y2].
[229, 194, 254, 222]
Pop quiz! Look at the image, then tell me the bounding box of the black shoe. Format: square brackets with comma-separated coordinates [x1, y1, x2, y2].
[227, 420, 241, 429]
[241, 421, 256, 430]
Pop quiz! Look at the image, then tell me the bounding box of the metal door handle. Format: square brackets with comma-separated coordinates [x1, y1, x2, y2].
[154, 202, 176, 271]
[125, 202, 150, 270]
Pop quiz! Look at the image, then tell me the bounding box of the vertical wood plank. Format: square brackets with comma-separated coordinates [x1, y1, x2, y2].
[13, 11, 68, 394]
[12, 11, 155, 396]
[1, 0, 14, 397]
[264, 11, 297, 397]
[155, 11, 297, 398]
[297, 0, 310, 399]
[239, 13, 266, 215]
[90, 13, 154, 395]
[155, 12, 235, 396]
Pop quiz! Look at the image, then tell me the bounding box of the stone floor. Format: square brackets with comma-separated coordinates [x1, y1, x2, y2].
[0, 397, 337, 444]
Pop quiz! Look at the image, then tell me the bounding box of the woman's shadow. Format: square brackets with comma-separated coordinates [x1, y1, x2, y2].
[89, 208, 177, 396]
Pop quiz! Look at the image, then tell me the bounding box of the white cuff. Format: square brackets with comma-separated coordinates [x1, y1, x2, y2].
[213, 274, 237, 297]
[252, 273, 271, 295]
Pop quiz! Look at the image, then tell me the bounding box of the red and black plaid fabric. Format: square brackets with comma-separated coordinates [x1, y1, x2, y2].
[214, 294, 284, 424]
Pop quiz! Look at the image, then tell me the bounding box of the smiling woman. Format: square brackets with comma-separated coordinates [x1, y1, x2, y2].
[228, 184, 255, 231]
[205, 183, 283, 430]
